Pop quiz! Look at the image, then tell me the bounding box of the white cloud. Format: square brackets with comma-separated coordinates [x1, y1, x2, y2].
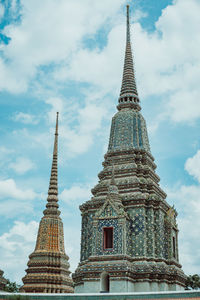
[61, 0, 200, 124]
[167, 183, 200, 275]
[45, 97, 64, 124]
[0, 3, 5, 20]
[79, 103, 106, 134]
[0, 221, 38, 283]
[0, 180, 49, 221]
[167, 148, 200, 275]
[12, 112, 39, 125]
[10, 0, 18, 14]
[1, 0, 200, 125]
[11, 127, 51, 155]
[0, 178, 38, 217]
[60, 184, 92, 272]
[134, 0, 200, 123]
[39, 93, 108, 158]
[185, 150, 200, 183]
[0, 221, 38, 250]
[2, 0, 199, 162]
[64, 224, 81, 273]
[60, 184, 91, 205]
[133, 9, 148, 22]
[0, 0, 125, 93]
[0, 146, 14, 161]
[0, 178, 36, 200]
[52, 99, 107, 158]
[0, 0, 124, 160]
[58, 23, 125, 95]
[9, 157, 36, 174]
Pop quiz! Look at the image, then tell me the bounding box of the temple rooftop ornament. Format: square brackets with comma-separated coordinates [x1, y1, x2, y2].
[118, 5, 140, 112]
[21, 113, 74, 294]
[73, 5, 186, 293]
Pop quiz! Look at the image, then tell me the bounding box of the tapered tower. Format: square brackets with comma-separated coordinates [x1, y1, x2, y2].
[21, 113, 74, 293]
[73, 6, 186, 293]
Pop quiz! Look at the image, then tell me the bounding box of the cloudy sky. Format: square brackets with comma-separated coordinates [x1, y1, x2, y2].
[0, 0, 200, 284]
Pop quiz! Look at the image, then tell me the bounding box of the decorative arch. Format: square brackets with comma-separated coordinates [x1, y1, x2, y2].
[100, 271, 110, 292]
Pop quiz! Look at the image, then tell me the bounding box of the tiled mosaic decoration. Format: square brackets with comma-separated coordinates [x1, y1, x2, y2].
[73, 6, 186, 291]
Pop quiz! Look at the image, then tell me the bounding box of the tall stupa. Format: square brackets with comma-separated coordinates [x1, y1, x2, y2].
[72, 6, 186, 293]
[21, 113, 74, 293]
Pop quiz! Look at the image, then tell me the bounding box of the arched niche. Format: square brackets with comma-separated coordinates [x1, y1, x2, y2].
[100, 271, 110, 292]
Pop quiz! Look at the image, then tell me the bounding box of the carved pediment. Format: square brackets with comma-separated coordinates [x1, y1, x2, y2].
[166, 206, 177, 227]
[95, 198, 128, 220]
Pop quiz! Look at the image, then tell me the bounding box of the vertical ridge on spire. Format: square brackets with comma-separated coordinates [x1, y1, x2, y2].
[108, 164, 119, 196]
[43, 112, 60, 216]
[110, 164, 116, 186]
[118, 5, 140, 111]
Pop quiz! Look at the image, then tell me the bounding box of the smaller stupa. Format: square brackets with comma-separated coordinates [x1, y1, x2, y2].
[21, 113, 74, 293]
[0, 269, 7, 291]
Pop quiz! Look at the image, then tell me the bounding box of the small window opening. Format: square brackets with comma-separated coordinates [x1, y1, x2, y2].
[103, 227, 113, 249]
[173, 236, 176, 258]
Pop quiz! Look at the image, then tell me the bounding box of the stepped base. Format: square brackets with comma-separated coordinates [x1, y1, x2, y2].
[75, 280, 184, 293]
[73, 258, 186, 293]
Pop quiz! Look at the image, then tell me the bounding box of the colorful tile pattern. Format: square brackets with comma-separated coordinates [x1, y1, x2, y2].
[73, 6, 186, 292]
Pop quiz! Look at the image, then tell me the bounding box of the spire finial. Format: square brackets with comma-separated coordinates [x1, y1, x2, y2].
[117, 5, 141, 111]
[56, 112, 59, 134]
[53, 112, 59, 155]
[126, 4, 130, 43]
[43, 112, 60, 216]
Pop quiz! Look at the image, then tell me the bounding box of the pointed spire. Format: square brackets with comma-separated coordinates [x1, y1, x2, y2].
[43, 112, 60, 216]
[118, 5, 141, 111]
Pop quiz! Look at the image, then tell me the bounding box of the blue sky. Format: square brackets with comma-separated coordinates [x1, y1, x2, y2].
[0, 0, 200, 284]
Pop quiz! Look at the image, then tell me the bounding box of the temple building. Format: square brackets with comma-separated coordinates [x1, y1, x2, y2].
[72, 6, 186, 293]
[0, 269, 7, 292]
[21, 113, 74, 293]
